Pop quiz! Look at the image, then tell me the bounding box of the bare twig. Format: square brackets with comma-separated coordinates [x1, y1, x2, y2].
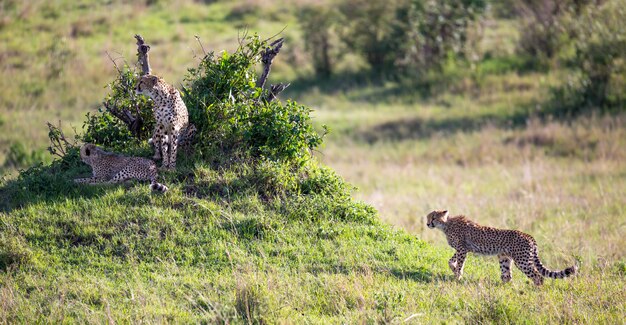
[47, 121, 77, 158]
[194, 35, 207, 56]
[256, 37, 284, 89]
[266, 83, 290, 102]
[135, 34, 151, 75]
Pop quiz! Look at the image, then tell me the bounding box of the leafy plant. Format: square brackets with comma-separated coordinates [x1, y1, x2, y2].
[183, 34, 326, 165]
[82, 68, 155, 151]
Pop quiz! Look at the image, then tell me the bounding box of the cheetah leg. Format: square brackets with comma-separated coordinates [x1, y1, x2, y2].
[160, 129, 171, 169]
[450, 250, 467, 280]
[168, 130, 179, 170]
[107, 170, 131, 184]
[498, 254, 513, 283]
[74, 177, 103, 184]
[514, 257, 544, 286]
[151, 128, 163, 160]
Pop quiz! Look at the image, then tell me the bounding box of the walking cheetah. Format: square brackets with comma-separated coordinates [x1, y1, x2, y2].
[426, 210, 577, 285]
[74, 143, 168, 193]
[135, 74, 189, 170]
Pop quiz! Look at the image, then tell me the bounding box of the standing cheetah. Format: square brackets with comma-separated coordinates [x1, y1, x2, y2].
[136, 74, 189, 170]
[74, 143, 168, 193]
[426, 210, 577, 285]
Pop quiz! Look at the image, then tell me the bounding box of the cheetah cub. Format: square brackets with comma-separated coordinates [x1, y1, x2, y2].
[74, 144, 168, 193]
[135, 74, 189, 170]
[426, 210, 577, 285]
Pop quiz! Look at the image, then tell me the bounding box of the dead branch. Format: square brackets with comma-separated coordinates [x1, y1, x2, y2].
[135, 34, 151, 76]
[103, 101, 144, 139]
[266, 83, 290, 102]
[256, 38, 284, 89]
[47, 121, 77, 158]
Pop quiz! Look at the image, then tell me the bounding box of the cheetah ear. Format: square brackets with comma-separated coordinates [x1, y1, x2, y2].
[441, 210, 449, 219]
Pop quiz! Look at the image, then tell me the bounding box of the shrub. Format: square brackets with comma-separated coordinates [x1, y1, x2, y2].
[335, 0, 409, 71]
[2, 142, 47, 170]
[299, 5, 341, 77]
[570, 0, 626, 108]
[550, 0, 626, 112]
[183, 34, 326, 165]
[512, 0, 593, 63]
[306, 0, 486, 73]
[404, 0, 486, 71]
[82, 68, 155, 151]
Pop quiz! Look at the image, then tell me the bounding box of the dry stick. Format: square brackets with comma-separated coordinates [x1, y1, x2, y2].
[256, 38, 284, 89]
[267, 83, 290, 102]
[135, 34, 151, 76]
[101, 35, 153, 138]
[46, 121, 76, 158]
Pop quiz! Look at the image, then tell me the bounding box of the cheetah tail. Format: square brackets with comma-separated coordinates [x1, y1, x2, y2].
[150, 179, 169, 193]
[533, 248, 577, 279]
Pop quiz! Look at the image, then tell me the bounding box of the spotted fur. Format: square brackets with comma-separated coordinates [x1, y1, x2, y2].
[148, 123, 196, 152]
[426, 210, 577, 285]
[74, 143, 168, 193]
[136, 74, 189, 170]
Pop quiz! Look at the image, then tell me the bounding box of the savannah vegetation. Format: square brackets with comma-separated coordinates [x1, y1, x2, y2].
[1, 0, 625, 323]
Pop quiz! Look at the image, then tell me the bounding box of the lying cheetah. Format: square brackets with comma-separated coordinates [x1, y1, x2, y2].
[135, 74, 189, 170]
[74, 143, 168, 193]
[426, 210, 577, 285]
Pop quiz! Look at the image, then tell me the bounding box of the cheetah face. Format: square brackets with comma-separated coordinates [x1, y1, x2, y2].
[427, 210, 449, 228]
[80, 143, 101, 165]
[135, 75, 159, 97]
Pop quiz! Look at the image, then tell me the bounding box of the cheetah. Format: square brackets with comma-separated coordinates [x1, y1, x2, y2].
[74, 143, 168, 193]
[148, 123, 197, 153]
[135, 74, 189, 170]
[426, 210, 577, 285]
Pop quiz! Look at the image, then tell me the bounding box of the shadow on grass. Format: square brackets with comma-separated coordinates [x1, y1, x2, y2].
[285, 70, 443, 104]
[356, 109, 532, 143]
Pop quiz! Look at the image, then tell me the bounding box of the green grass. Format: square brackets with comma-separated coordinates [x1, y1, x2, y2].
[1, 0, 625, 323]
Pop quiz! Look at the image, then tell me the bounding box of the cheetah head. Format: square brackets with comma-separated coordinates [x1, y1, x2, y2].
[79, 143, 102, 165]
[426, 210, 449, 229]
[135, 74, 160, 97]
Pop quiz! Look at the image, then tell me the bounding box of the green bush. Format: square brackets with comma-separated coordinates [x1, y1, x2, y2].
[82, 68, 155, 151]
[404, 0, 486, 71]
[183, 34, 326, 165]
[77, 34, 325, 166]
[2, 142, 47, 170]
[512, 0, 593, 64]
[299, 5, 340, 77]
[570, 0, 626, 108]
[551, 0, 626, 112]
[303, 0, 486, 73]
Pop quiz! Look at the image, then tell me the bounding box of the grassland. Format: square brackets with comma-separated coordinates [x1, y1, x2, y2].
[1, 0, 625, 323]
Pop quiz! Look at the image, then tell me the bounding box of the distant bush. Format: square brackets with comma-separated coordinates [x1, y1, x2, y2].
[299, 5, 341, 77]
[570, 0, 626, 108]
[301, 0, 486, 74]
[404, 0, 486, 71]
[551, 0, 626, 112]
[2, 142, 47, 170]
[511, 0, 594, 64]
[335, 0, 409, 71]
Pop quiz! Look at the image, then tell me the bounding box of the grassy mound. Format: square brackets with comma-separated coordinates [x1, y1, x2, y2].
[1, 33, 623, 323]
[0, 34, 438, 322]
